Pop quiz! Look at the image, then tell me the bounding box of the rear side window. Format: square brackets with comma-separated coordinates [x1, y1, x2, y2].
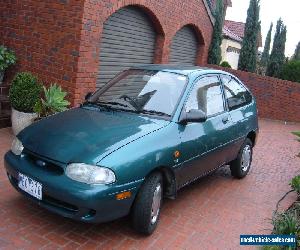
[185, 76, 225, 117]
[221, 75, 252, 111]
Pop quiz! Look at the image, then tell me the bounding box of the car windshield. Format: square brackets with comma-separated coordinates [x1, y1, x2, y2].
[87, 69, 187, 117]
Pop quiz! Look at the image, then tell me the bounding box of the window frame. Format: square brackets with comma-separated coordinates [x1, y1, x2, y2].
[182, 74, 228, 119]
[219, 73, 253, 111]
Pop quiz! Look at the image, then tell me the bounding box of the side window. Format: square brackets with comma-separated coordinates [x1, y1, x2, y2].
[185, 76, 225, 117]
[221, 75, 252, 110]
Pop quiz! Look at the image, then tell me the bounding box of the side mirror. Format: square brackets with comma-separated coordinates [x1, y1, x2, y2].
[179, 109, 207, 125]
[85, 92, 93, 100]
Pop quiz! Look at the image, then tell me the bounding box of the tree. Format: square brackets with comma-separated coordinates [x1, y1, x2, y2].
[293, 42, 300, 61]
[266, 19, 287, 77]
[260, 23, 273, 68]
[238, 0, 261, 72]
[207, 0, 224, 65]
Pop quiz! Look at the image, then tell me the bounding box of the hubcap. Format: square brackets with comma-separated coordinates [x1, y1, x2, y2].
[150, 183, 162, 224]
[241, 145, 251, 172]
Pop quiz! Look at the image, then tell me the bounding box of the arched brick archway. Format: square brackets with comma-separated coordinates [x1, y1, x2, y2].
[96, 5, 165, 88]
[74, 2, 166, 99]
[169, 24, 205, 66]
[101, 4, 165, 64]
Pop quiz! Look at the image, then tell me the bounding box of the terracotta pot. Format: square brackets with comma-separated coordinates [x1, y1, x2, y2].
[11, 108, 38, 135]
[0, 70, 4, 84]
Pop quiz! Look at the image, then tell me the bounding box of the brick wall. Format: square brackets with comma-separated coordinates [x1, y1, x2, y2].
[1, 0, 213, 105]
[0, 1, 84, 103]
[208, 65, 300, 123]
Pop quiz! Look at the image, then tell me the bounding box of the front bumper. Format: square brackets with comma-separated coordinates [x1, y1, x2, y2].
[4, 151, 143, 223]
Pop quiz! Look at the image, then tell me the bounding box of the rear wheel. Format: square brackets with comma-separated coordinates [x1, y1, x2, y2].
[131, 172, 163, 235]
[230, 138, 253, 179]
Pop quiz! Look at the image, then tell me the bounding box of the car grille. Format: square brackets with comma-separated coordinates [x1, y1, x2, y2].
[23, 148, 64, 175]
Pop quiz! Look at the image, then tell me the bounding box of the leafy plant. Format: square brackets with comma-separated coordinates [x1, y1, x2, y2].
[34, 84, 70, 117]
[290, 176, 300, 195]
[280, 60, 300, 83]
[220, 61, 232, 68]
[292, 131, 300, 139]
[9, 72, 42, 113]
[0, 45, 17, 71]
[272, 211, 299, 235]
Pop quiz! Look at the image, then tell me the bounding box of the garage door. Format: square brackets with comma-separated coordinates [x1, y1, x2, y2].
[169, 26, 198, 65]
[97, 6, 156, 89]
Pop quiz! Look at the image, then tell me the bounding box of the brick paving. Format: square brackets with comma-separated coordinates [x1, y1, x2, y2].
[0, 119, 299, 250]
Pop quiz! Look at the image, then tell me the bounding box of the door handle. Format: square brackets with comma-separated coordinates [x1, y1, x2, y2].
[222, 116, 229, 124]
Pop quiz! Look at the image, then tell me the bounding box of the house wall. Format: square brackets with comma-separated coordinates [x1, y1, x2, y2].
[209, 65, 300, 123]
[0, 0, 214, 105]
[221, 38, 241, 69]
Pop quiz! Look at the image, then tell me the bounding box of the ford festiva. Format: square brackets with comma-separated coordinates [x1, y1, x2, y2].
[5, 65, 258, 235]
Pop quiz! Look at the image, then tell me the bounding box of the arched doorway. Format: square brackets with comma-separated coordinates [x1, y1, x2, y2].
[97, 6, 157, 88]
[169, 25, 200, 65]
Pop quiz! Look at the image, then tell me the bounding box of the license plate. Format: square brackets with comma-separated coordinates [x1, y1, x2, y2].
[18, 173, 42, 200]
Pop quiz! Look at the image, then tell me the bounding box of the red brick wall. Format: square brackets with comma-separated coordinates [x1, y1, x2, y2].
[0, 1, 84, 103]
[208, 65, 300, 123]
[1, 0, 213, 105]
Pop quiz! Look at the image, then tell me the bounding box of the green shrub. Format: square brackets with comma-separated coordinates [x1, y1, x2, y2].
[220, 61, 232, 68]
[272, 211, 299, 235]
[34, 84, 70, 117]
[0, 45, 17, 71]
[9, 72, 42, 113]
[290, 176, 300, 195]
[280, 60, 300, 83]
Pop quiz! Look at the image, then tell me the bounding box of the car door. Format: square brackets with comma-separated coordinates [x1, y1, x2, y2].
[175, 75, 234, 188]
[220, 74, 254, 162]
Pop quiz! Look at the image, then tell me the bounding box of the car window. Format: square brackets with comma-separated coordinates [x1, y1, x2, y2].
[185, 76, 225, 117]
[221, 75, 252, 110]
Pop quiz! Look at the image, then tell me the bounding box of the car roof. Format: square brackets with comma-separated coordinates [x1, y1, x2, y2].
[132, 64, 229, 77]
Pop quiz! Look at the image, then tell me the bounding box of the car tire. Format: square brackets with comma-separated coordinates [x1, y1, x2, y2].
[230, 138, 253, 179]
[131, 172, 163, 235]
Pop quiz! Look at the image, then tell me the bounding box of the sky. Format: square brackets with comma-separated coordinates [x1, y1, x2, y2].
[225, 0, 300, 57]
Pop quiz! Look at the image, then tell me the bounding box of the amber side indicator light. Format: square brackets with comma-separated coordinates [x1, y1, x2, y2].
[116, 191, 132, 200]
[174, 150, 180, 158]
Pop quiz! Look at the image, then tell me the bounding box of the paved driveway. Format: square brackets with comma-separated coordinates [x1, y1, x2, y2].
[0, 119, 299, 250]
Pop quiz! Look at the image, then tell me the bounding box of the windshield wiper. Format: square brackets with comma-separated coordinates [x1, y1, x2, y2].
[84, 101, 138, 113]
[138, 110, 171, 117]
[96, 101, 128, 108]
[83, 101, 111, 109]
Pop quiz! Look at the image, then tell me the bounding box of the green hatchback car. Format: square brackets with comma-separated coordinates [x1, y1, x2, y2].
[5, 65, 258, 235]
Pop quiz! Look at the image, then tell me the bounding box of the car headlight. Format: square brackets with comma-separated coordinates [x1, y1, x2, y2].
[65, 163, 116, 185]
[11, 137, 24, 156]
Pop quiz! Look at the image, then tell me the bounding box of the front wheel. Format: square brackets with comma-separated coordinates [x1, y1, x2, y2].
[230, 138, 253, 179]
[131, 172, 163, 235]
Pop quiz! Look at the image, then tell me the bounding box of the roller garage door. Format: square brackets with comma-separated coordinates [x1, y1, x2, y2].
[97, 6, 156, 89]
[169, 26, 198, 65]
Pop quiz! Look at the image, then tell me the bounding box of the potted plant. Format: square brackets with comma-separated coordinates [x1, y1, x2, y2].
[9, 72, 42, 135]
[34, 84, 70, 118]
[0, 45, 17, 84]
